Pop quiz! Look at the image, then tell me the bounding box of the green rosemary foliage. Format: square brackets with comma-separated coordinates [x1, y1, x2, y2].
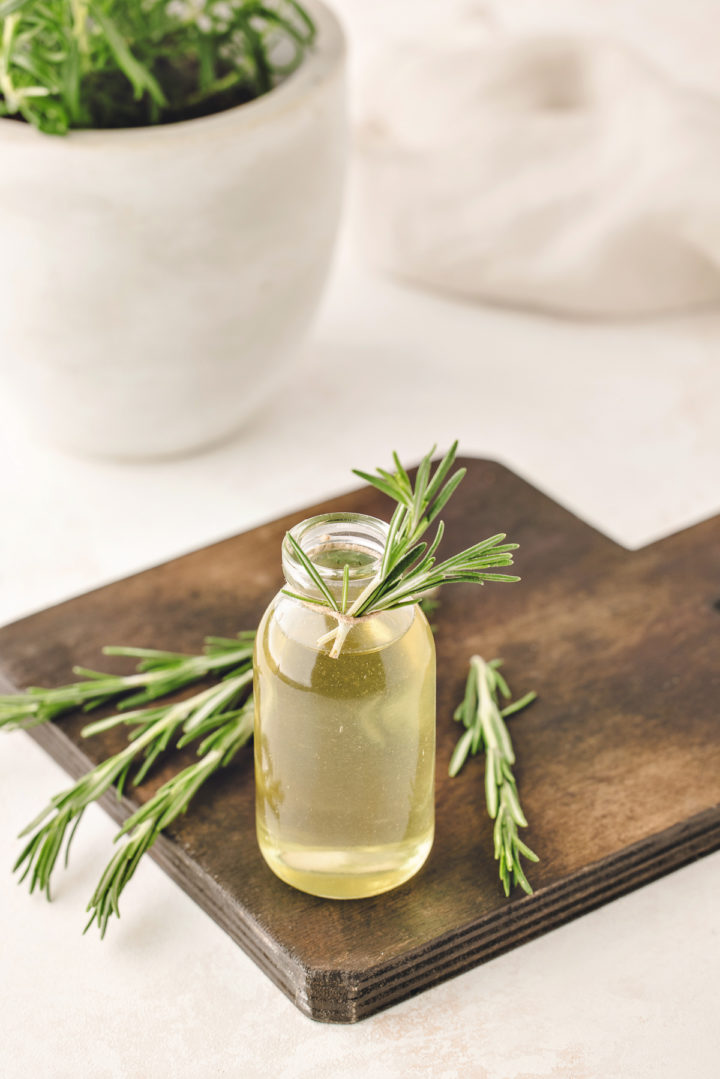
[85, 701, 253, 936]
[0, 633, 257, 732]
[450, 656, 538, 896]
[285, 442, 520, 657]
[13, 642, 254, 899]
[0, 0, 315, 134]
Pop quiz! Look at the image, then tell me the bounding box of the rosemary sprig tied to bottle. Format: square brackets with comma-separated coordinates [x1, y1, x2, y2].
[450, 656, 539, 895]
[283, 441, 520, 657]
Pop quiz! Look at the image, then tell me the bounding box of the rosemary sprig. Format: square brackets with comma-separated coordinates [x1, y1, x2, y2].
[286, 443, 520, 657]
[13, 662, 253, 899]
[0, 633, 256, 732]
[450, 656, 538, 896]
[85, 701, 254, 937]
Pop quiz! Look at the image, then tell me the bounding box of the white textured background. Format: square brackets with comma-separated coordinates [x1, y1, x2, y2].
[2, 2, 720, 1076]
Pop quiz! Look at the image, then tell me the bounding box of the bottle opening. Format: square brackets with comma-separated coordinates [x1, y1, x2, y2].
[311, 545, 378, 573]
[283, 513, 389, 596]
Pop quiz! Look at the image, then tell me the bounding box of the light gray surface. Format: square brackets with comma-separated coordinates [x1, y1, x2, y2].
[2, 240, 719, 1077]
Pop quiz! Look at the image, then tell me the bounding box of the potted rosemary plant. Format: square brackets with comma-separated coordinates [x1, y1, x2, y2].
[0, 1, 345, 457]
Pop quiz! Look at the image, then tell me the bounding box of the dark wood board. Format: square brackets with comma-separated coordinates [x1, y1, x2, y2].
[1, 459, 719, 1023]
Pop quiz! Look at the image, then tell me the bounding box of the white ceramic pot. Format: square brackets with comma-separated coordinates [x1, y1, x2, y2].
[0, 1, 345, 459]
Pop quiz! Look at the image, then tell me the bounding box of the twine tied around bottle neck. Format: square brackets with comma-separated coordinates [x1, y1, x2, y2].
[293, 574, 384, 659]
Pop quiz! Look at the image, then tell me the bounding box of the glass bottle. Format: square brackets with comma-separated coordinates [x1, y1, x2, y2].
[254, 512, 436, 899]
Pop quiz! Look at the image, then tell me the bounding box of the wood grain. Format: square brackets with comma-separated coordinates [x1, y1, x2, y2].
[1, 459, 718, 1023]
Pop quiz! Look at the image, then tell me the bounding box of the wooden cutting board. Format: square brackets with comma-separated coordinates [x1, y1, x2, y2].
[1, 459, 719, 1023]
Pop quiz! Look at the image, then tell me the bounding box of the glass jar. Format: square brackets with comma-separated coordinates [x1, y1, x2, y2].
[253, 512, 436, 899]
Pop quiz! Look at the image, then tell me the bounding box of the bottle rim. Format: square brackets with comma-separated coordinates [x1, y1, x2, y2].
[282, 512, 389, 592]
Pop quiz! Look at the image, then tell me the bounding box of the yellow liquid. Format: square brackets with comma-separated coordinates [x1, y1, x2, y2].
[254, 597, 436, 898]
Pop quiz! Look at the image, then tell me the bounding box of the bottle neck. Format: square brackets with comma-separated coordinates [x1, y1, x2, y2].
[282, 513, 389, 605]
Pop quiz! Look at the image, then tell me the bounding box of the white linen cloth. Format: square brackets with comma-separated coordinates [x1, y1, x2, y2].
[351, 9, 720, 315]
